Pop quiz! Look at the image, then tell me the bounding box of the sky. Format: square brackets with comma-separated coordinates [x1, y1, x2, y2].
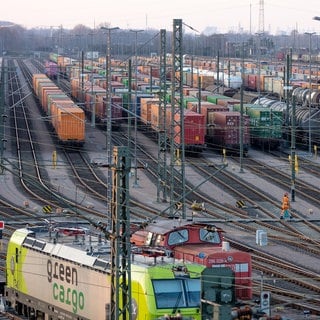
[2, 0, 320, 35]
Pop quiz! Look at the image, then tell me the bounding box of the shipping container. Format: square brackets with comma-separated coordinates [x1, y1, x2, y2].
[140, 98, 159, 125]
[33, 74, 85, 147]
[207, 111, 250, 155]
[166, 108, 206, 153]
[234, 104, 282, 150]
[55, 105, 85, 144]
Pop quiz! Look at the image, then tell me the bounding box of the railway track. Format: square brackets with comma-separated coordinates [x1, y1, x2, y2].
[2, 57, 320, 316]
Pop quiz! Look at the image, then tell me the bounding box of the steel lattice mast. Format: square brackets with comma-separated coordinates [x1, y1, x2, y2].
[170, 19, 186, 218]
[110, 146, 132, 320]
[157, 29, 168, 203]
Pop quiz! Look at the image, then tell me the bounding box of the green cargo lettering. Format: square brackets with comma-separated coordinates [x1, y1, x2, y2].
[53, 283, 85, 314]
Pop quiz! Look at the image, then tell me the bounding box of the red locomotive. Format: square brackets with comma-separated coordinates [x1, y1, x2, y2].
[131, 219, 252, 301]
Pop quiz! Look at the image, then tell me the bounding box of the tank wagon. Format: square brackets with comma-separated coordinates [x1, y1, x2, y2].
[5, 228, 205, 320]
[130, 219, 252, 301]
[33, 74, 85, 146]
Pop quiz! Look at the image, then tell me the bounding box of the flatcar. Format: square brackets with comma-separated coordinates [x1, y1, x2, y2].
[32, 74, 85, 146]
[5, 228, 204, 320]
[130, 219, 252, 301]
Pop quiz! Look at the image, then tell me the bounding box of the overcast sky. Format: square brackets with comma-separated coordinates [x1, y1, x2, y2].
[2, 0, 320, 34]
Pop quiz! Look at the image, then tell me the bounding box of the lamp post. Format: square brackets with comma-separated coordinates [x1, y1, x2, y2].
[101, 26, 119, 214]
[129, 29, 143, 187]
[255, 32, 264, 104]
[304, 32, 315, 155]
[88, 31, 96, 127]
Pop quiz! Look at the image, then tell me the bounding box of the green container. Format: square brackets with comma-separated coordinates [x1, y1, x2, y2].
[206, 94, 228, 104]
[183, 96, 198, 108]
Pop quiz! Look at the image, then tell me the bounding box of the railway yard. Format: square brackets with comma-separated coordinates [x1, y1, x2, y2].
[0, 53, 320, 320]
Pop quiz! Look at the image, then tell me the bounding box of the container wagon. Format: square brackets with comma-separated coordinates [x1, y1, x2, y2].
[234, 104, 282, 150]
[206, 111, 250, 155]
[32, 74, 85, 146]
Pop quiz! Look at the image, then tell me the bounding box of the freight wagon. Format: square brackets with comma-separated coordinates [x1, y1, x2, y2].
[70, 78, 123, 130]
[206, 111, 250, 155]
[234, 103, 282, 150]
[5, 228, 205, 320]
[257, 97, 320, 149]
[185, 99, 250, 155]
[32, 74, 85, 146]
[139, 98, 206, 154]
[44, 60, 58, 79]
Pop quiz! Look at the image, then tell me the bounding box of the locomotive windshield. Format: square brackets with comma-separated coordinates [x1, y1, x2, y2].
[167, 229, 189, 245]
[152, 278, 200, 309]
[199, 228, 221, 243]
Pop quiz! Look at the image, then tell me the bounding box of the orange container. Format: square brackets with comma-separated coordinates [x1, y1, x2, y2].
[54, 102, 85, 143]
[32, 74, 48, 91]
[140, 98, 159, 125]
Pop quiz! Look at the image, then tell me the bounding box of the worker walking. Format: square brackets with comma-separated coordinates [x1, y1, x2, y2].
[280, 192, 291, 219]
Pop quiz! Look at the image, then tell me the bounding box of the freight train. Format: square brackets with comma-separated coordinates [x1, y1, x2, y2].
[32, 74, 85, 146]
[48, 53, 308, 154]
[232, 102, 283, 150]
[5, 227, 205, 320]
[139, 98, 206, 154]
[139, 93, 250, 155]
[254, 96, 320, 148]
[70, 77, 123, 130]
[130, 219, 252, 301]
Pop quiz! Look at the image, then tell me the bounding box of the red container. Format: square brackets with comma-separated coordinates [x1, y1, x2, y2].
[111, 95, 123, 121]
[208, 111, 250, 149]
[96, 95, 123, 123]
[165, 109, 206, 148]
[247, 74, 258, 91]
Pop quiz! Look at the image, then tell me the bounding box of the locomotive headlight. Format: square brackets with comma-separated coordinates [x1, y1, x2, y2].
[227, 255, 233, 262]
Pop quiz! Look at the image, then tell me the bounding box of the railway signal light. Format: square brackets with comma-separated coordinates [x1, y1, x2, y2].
[260, 291, 271, 316]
